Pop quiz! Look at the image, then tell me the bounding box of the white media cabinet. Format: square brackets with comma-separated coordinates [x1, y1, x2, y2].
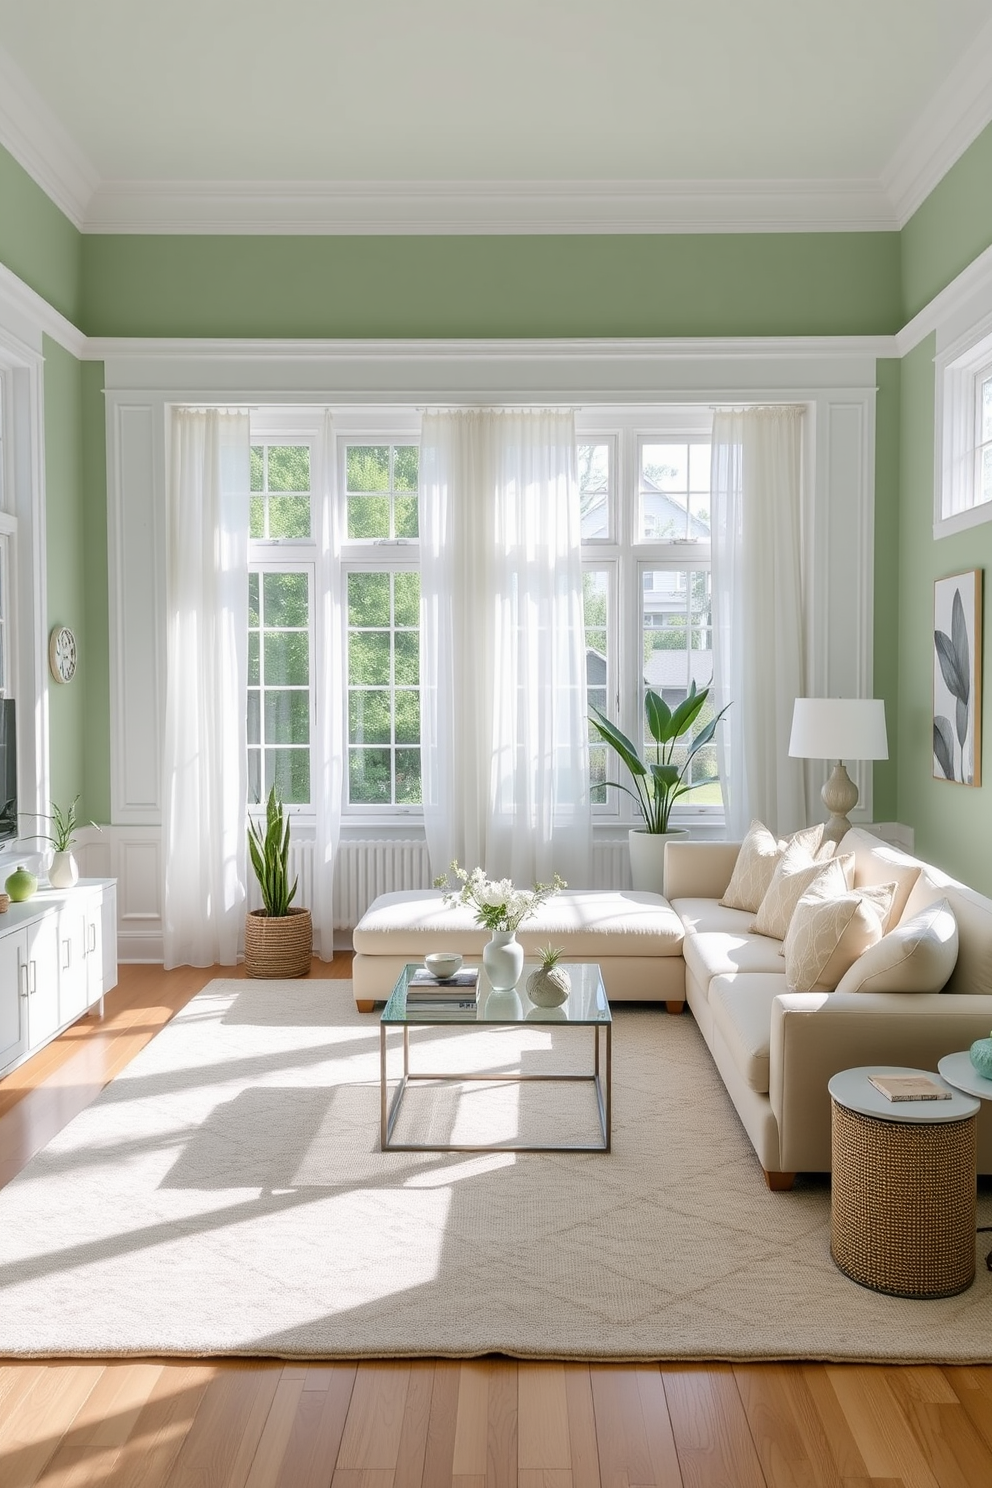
[0, 878, 118, 1078]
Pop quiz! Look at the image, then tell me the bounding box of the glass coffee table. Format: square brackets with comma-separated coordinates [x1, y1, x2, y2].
[379, 961, 612, 1154]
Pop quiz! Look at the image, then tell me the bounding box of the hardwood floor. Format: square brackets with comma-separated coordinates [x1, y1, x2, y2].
[1, 960, 990, 1487]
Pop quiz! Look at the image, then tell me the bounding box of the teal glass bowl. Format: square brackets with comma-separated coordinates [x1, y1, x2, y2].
[969, 1037, 992, 1080]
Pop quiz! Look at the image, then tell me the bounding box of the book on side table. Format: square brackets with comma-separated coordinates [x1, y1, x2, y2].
[868, 1073, 952, 1102]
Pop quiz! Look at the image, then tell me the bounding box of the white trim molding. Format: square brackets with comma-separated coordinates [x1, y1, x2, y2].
[882, 15, 992, 229]
[0, 45, 97, 231]
[83, 176, 899, 236]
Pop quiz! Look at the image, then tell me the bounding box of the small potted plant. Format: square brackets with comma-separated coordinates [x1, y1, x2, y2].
[245, 787, 312, 978]
[29, 795, 100, 888]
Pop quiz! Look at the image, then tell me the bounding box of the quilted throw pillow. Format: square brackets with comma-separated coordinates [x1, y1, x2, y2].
[784, 882, 896, 993]
[750, 848, 854, 941]
[720, 820, 783, 912]
[834, 897, 959, 994]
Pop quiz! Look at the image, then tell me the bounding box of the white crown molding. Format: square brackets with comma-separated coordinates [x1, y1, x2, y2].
[83, 176, 898, 236]
[0, 46, 98, 230]
[883, 15, 992, 228]
[895, 241, 992, 355]
[0, 263, 86, 359]
[86, 333, 898, 363]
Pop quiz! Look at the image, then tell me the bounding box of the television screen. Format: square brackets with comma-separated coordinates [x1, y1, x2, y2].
[0, 699, 17, 842]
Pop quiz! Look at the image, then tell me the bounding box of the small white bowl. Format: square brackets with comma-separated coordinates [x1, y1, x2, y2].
[425, 952, 463, 980]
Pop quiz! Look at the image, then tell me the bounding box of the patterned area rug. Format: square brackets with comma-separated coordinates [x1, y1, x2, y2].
[0, 978, 989, 1361]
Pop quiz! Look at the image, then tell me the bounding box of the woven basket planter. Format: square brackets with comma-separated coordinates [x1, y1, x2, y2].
[244, 907, 312, 979]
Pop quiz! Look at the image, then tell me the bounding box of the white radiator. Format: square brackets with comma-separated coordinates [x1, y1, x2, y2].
[333, 839, 432, 928]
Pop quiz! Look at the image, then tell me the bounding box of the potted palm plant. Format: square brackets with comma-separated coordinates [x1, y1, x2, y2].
[245, 786, 312, 977]
[590, 681, 729, 894]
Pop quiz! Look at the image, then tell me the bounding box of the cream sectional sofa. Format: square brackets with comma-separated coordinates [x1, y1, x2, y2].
[351, 829, 992, 1190]
[666, 828, 992, 1189]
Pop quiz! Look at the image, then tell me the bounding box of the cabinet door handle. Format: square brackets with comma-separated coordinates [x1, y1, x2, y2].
[28, 959, 36, 996]
[87, 923, 97, 954]
[62, 938, 71, 971]
[18, 961, 28, 999]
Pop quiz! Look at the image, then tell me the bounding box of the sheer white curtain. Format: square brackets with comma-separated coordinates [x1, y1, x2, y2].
[311, 411, 344, 960]
[420, 409, 591, 886]
[711, 405, 806, 838]
[162, 409, 250, 968]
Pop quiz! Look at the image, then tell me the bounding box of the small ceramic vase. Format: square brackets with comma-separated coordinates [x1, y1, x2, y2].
[969, 1037, 992, 1080]
[48, 850, 79, 889]
[5, 865, 38, 902]
[482, 930, 524, 991]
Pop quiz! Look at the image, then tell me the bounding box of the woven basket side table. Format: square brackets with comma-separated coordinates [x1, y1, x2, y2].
[828, 1066, 980, 1300]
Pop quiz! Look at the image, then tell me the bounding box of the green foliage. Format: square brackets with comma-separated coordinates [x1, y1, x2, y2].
[29, 795, 99, 851]
[590, 681, 730, 833]
[247, 787, 298, 916]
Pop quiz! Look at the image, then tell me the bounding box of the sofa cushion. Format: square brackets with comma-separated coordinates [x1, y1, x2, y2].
[679, 920, 791, 989]
[708, 973, 789, 1094]
[783, 884, 893, 993]
[719, 820, 783, 912]
[834, 897, 959, 994]
[751, 850, 854, 941]
[352, 888, 685, 958]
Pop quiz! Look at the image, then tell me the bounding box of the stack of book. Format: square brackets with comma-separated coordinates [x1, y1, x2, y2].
[405, 966, 479, 1009]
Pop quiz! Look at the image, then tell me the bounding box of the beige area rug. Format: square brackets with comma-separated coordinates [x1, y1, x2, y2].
[0, 978, 990, 1363]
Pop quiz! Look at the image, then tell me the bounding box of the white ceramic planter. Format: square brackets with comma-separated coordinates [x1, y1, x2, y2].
[628, 827, 688, 896]
[48, 850, 79, 889]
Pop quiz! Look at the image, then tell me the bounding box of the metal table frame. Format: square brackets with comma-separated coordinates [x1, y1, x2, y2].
[379, 991, 611, 1154]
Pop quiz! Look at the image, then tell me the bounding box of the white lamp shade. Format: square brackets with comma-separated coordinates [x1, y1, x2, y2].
[789, 698, 888, 762]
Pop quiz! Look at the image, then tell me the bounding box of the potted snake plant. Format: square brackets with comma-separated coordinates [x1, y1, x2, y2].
[245, 786, 312, 977]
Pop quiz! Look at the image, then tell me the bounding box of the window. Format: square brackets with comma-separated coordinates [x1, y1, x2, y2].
[578, 412, 720, 822]
[247, 420, 316, 807]
[340, 434, 422, 814]
[936, 323, 992, 537]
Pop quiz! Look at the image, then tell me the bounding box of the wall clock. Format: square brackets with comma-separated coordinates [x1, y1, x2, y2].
[49, 625, 77, 684]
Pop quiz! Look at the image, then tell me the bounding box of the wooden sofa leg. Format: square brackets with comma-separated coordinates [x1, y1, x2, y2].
[665, 1000, 684, 1014]
[763, 1169, 796, 1192]
[356, 999, 376, 1014]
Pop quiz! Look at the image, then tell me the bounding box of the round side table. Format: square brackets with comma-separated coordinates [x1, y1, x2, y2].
[828, 1065, 980, 1299]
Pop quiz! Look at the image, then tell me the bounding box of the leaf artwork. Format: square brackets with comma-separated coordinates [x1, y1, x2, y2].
[933, 584, 973, 783]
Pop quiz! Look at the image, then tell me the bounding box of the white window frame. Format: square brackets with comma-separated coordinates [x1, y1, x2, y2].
[247, 409, 321, 822]
[576, 407, 719, 827]
[247, 559, 316, 812]
[338, 427, 423, 820]
[935, 315, 992, 538]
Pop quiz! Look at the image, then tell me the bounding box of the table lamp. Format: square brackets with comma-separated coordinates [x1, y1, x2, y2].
[788, 698, 888, 845]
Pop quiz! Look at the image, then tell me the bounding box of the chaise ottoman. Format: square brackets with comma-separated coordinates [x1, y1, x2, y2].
[351, 888, 685, 1010]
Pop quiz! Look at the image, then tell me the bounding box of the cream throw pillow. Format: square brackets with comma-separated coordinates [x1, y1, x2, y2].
[784, 884, 894, 993]
[834, 897, 959, 994]
[751, 848, 854, 940]
[720, 820, 783, 912]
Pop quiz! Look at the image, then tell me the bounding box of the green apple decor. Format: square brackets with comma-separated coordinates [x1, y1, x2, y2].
[970, 1032, 992, 1080]
[5, 865, 38, 902]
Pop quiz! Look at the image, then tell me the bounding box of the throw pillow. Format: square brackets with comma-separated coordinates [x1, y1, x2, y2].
[784, 823, 836, 861]
[750, 848, 855, 941]
[784, 886, 893, 994]
[720, 820, 783, 912]
[851, 847, 921, 931]
[834, 897, 959, 994]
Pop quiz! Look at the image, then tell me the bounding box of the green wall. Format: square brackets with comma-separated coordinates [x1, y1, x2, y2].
[79, 231, 903, 339]
[902, 120, 992, 321]
[42, 336, 86, 811]
[0, 149, 82, 324]
[81, 360, 110, 824]
[896, 338, 992, 892]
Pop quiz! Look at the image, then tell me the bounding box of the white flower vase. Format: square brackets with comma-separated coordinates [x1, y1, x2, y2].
[482, 929, 524, 991]
[49, 850, 79, 889]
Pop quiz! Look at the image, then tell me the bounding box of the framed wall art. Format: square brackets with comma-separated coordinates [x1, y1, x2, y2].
[933, 568, 983, 786]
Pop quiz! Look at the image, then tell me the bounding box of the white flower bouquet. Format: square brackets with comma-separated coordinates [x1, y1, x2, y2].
[434, 861, 566, 932]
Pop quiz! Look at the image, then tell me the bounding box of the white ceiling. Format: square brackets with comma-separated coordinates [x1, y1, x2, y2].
[1, 0, 992, 233]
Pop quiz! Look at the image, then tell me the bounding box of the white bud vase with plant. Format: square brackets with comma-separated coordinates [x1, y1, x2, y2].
[435, 862, 566, 992]
[28, 795, 100, 889]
